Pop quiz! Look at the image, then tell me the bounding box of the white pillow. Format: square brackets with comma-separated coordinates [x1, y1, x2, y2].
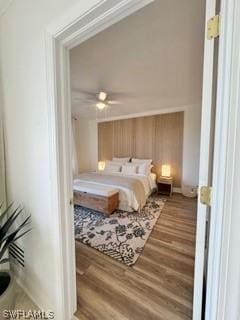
[121, 164, 138, 174]
[132, 158, 152, 165]
[112, 157, 130, 163]
[137, 163, 152, 175]
[104, 163, 121, 173]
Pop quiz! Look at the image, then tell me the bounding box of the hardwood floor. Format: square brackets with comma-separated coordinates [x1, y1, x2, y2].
[75, 193, 197, 320]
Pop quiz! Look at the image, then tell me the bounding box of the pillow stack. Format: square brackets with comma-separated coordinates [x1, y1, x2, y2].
[102, 158, 153, 175]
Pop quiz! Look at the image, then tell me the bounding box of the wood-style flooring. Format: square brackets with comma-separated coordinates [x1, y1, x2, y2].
[75, 193, 197, 320]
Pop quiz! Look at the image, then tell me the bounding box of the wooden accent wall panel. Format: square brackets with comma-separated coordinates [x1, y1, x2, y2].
[113, 119, 135, 157]
[98, 112, 184, 187]
[135, 116, 155, 159]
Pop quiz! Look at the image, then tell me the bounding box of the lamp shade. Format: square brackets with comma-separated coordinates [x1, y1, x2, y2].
[161, 164, 171, 177]
[98, 161, 105, 171]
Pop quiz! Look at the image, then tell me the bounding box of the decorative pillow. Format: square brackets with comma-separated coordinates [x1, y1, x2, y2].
[131, 158, 152, 165]
[112, 157, 130, 163]
[104, 163, 121, 173]
[121, 164, 138, 174]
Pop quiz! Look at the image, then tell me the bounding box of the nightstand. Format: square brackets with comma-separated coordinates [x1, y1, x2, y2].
[157, 176, 173, 196]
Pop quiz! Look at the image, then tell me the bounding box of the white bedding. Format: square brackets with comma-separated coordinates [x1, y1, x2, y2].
[74, 171, 157, 212]
[149, 172, 157, 190]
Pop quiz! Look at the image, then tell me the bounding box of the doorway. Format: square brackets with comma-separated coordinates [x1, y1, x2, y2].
[70, 2, 204, 317]
[45, 0, 229, 319]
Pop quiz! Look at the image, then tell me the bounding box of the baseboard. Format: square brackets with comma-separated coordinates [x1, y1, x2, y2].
[13, 267, 52, 313]
[173, 187, 182, 193]
[14, 268, 76, 320]
[15, 275, 42, 310]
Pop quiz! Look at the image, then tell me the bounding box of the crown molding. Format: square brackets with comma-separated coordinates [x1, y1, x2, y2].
[96, 103, 200, 123]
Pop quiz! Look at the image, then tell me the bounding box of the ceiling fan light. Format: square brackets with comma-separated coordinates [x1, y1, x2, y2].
[98, 91, 107, 101]
[96, 102, 106, 110]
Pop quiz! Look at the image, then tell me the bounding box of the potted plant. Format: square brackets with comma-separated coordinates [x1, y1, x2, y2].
[0, 204, 31, 314]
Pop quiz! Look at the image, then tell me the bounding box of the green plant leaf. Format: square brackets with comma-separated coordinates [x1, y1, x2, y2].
[0, 216, 31, 246]
[0, 221, 31, 261]
[0, 258, 9, 265]
[0, 208, 24, 241]
[0, 203, 14, 226]
[11, 228, 32, 243]
[0, 205, 31, 264]
[0, 227, 31, 261]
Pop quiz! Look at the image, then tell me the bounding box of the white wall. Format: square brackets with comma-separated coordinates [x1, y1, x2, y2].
[182, 105, 202, 186]
[0, 102, 6, 207]
[0, 0, 99, 317]
[75, 118, 98, 172]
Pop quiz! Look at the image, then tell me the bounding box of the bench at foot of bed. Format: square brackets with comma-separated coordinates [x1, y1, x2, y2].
[74, 182, 119, 216]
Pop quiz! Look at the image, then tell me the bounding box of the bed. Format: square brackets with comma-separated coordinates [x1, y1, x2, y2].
[74, 171, 157, 212]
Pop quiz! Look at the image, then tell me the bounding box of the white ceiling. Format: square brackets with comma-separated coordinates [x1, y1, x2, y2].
[70, 0, 205, 120]
[0, 0, 12, 16]
[0, 0, 5, 8]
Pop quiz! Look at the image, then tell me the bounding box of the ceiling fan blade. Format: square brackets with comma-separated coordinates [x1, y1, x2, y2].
[72, 97, 96, 102]
[108, 100, 121, 105]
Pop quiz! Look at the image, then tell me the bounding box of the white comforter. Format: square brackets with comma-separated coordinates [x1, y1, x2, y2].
[74, 171, 156, 212]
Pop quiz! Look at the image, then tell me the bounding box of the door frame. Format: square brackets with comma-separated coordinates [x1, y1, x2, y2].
[204, 0, 240, 319]
[45, 0, 240, 319]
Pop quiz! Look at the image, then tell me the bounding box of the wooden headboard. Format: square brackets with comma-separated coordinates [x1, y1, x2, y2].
[98, 112, 184, 187]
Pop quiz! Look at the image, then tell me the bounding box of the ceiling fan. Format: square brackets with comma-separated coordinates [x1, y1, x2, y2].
[95, 91, 120, 110]
[72, 90, 121, 110]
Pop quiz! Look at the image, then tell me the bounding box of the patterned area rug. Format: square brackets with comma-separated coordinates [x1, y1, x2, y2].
[74, 197, 165, 266]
